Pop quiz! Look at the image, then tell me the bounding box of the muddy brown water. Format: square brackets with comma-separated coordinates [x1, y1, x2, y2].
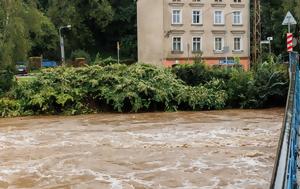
[0, 108, 284, 189]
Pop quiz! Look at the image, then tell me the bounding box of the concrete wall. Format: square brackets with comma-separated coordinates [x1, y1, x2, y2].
[137, 0, 164, 66]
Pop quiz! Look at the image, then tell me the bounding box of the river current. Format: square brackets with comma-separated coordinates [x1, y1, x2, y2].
[0, 108, 284, 189]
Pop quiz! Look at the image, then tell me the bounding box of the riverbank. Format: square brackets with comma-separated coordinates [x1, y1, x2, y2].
[0, 108, 284, 188]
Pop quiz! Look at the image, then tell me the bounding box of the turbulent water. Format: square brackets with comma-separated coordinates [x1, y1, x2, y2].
[0, 108, 284, 189]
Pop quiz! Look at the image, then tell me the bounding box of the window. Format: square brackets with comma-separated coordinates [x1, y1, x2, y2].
[192, 37, 201, 52]
[214, 11, 224, 25]
[234, 37, 242, 51]
[214, 37, 223, 51]
[215, 0, 222, 2]
[232, 11, 242, 25]
[234, 0, 241, 2]
[173, 37, 182, 51]
[193, 0, 201, 2]
[192, 10, 202, 24]
[173, 0, 181, 2]
[172, 10, 182, 24]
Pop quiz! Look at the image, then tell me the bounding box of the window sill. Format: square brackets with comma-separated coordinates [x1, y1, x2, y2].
[169, 3, 184, 7]
[192, 51, 203, 54]
[213, 24, 225, 26]
[232, 50, 244, 53]
[214, 50, 224, 54]
[232, 24, 243, 26]
[191, 24, 203, 26]
[172, 51, 184, 54]
[171, 24, 183, 27]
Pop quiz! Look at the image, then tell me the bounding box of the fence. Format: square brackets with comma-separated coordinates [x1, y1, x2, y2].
[270, 52, 300, 189]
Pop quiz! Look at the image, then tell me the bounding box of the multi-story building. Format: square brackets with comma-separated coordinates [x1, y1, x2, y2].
[137, 0, 250, 70]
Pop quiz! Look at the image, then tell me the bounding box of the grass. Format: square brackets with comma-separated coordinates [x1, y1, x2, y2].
[16, 76, 36, 83]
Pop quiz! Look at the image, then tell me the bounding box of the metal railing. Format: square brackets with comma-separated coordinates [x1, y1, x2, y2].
[270, 52, 300, 189]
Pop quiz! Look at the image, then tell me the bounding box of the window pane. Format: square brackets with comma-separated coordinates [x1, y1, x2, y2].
[193, 11, 201, 24]
[215, 38, 222, 51]
[234, 37, 241, 50]
[214, 11, 223, 24]
[233, 11, 241, 24]
[173, 37, 182, 51]
[172, 10, 181, 24]
[193, 37, 201, 51]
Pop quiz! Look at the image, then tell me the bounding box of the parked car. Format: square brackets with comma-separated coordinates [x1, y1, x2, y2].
[16, 65, 28, 75]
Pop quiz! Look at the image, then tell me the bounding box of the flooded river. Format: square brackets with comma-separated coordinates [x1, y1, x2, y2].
[0, 109, 284, 189]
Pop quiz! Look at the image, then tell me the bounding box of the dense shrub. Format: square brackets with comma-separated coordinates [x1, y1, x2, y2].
[172, 60, 288, 108]
[243, 61, 288, 108]
[0, 65, 15, 96]
[92, 53, 118, 66]
[70, 49, 91, 63]
[172, 63, 211, 86]
[0, 57, 289, 117]
[0, 98, 22, 117]
[8, 64, 227, 116]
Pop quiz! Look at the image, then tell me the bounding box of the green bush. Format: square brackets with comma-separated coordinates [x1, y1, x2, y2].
[70, 49, 91, 63]
[91, 53, 118, 66]
[1, 57, 288, 117]
[243, 61, 288, 108]
[172, 62, 212, 86]
[172, 59, 288, 109]
[0, 65, 15, 96]
[10, 64, 227, 116]
[0, 98, 22, 117]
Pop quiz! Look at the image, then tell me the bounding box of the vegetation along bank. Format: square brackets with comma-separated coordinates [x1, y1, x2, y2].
[0, 56, 288, 118]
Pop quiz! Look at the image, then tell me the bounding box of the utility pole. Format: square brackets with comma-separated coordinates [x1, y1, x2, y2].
[253, 0, 261, 66]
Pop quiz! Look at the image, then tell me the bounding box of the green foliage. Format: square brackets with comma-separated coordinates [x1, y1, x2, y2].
[172, 58, 289, 108]
[244, 59, 288, 108]
[172, 62, 211, 86]
[0, 56, 289, 117]
[120, 35, 137, 59]
[226, 68, 253, 107]
[7, 63, 227, 116]
[70, 49, 91, 63]
[0, 0, 49, 66]
[0, 65, 15, 95]
[0, 98, 22, 117]
[46, 0, 114, 51]
[92, 53, 118, 66]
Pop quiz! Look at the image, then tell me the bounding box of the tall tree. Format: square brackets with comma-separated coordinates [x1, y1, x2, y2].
[46, 0, 114, 55]
[0, 0, 52, 66]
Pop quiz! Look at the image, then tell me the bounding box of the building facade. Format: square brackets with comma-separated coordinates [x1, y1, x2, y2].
[137, 0, 250, 70]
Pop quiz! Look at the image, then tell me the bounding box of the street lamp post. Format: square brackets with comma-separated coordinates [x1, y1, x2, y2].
[59, 25, 72, 64]
[267, 37, 273, 54]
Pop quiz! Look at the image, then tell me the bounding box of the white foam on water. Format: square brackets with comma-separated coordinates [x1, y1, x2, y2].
[177, 180, 201, 189]
[231, 156, 267, 169]
[189, 158, 209, 173]
[224, 178, 269, 189]
[66, 168, 124, 189]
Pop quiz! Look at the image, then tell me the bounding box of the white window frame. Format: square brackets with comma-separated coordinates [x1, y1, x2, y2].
[192, 9, 202, 25]
[214, 37, 224, 51]
[192, 37, 202, 52]
[232, 11, 242, 25]
[172, 36, 183, 51]
[233, 36, 243, 51]
[214, 10, 224, 25]
[172, 9, 182, 25]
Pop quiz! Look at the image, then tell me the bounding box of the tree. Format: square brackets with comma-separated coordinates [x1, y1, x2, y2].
[0, 0, 52, 94]
[46, 0, 114, 55]
[0, 0, 51, 66]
